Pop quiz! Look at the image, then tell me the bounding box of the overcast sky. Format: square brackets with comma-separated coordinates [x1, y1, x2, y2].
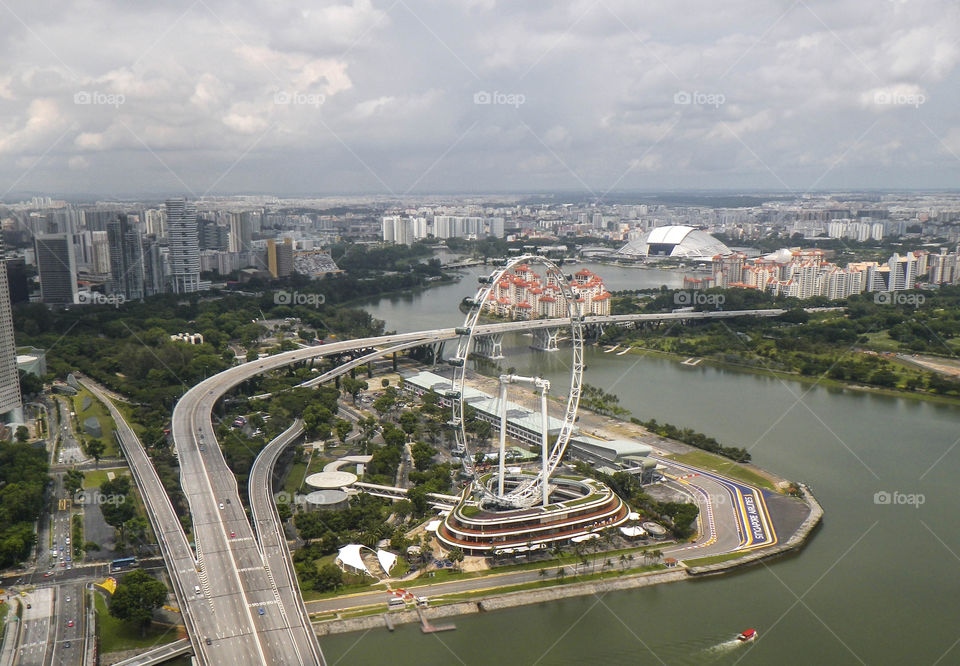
[1, 0, 959, 198]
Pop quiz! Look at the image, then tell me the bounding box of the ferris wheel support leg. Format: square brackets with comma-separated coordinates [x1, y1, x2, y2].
[541, 387, 550, 508]
[498, 380, 508, 497]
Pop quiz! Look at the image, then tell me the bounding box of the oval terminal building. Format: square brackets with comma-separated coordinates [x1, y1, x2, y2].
[437, 476, 629, 556]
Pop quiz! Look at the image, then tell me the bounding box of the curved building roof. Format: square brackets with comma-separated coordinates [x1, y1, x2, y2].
[617, 225, 732, 259]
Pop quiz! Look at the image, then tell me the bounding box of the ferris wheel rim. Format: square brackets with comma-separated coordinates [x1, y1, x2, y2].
[451, 254, 584, 507]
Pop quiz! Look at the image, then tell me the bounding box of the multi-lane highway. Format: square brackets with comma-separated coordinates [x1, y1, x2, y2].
[79, 378, 211, 664]
[65, 308, 788, 664]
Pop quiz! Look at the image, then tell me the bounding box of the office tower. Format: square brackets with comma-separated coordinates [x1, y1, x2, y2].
[165, 197, 201, 293]
[228, 212, 253, 252]
[141, 235, 163, 296]
[34, 234, 78, 304]
[82, 209, 118, 232]
[5, 259, 28, 305]
[0, 236, 21, 419]
[267, 238, 294, 278]
[107, 214, 146, 300]
[90, 231, 111, 274]
[198, 219, 229, 251]
[144, 208, 166, 237]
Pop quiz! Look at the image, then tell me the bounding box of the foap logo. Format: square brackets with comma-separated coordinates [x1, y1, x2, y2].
[273, 91, 326, 107]
[78, 292, 126, 306]
[473, 90, 526, 108]
[674, 90, 725, 108]
[873, 90, 925, 108]
[674, 291, 725, 307]
[74, 491, 126, 506]
[874, 292, 924, 306]
[874, 490, 925, 508]
[74, 90, 125, 108]
[275, 492, 309, 507]
[274, 291, 326, 307]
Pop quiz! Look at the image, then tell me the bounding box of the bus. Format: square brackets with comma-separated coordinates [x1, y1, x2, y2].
[111, 557, 137, 572]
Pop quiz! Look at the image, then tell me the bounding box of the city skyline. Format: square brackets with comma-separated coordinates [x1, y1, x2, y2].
[1, 1, 959, 196]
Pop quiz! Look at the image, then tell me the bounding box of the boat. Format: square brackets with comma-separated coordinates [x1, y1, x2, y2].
[737, 629, 757, 642]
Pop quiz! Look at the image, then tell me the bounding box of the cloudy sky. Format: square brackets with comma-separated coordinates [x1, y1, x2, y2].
[1, 0, 959, 198]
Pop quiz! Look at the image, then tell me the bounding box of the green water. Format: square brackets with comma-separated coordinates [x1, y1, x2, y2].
[323, 268, 960, 665]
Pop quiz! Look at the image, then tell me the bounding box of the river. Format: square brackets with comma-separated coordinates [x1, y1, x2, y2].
[323, 263, 960, 665]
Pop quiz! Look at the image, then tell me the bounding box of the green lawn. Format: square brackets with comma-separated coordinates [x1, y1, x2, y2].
[666, 450, 778, 492]
[282, 461, 308, 495]
[682, 551, 747, 567]
[83, 468, 129, 489]
[94, 593, 181, 654]
[71, 388, 119, 457]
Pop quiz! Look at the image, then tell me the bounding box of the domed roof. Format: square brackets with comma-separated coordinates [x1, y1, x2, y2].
[617, 225, 732, 259]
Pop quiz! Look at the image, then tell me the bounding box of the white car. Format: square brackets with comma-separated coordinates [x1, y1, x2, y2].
[219, 503, 224, 510]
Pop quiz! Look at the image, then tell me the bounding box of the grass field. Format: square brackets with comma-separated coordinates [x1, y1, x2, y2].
[666, 450, 778, 492]
[83, 468, 129, 489]
[681, 550, 747, 567]
[71, 388, 118, 457]
[282, 461, 308, 495]
[94, 592, 182, 654]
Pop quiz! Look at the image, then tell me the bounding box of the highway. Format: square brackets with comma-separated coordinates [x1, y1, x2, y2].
[78, 378, 210, 664]
[247, 419, 320, 665]
[91, 307, 786, 664]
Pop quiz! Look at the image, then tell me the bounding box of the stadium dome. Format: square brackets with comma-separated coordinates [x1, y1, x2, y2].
[617, 225, 732, 259]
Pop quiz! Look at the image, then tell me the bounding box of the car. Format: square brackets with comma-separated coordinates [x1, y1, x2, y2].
[229, 531, 235, 538]
[60, 562, 65, 568]
[65, 595, 71, 602]
[67, 620, 74, 627]
[218, 503, 224, 510]
[65, 537, 70, 545]
[64, 641, 71, 649]
[225, 498, 231, 504]
[66, 564, 72, 569]
[43, 572, 52, 578]
[257, 607, 265, 616]
[66, 556, 71, 562]
[199, 445, 205, 452]
[25, 603, 31, 609]
[205, 637, 212, 645]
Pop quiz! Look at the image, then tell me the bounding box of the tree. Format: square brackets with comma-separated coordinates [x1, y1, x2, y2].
[335, 419, 353, 444]
[18, 370, 43, 396]
[449, 547, 464, 570]
[399, 412, 419, 436]
[14, 426, 28, 443]
[315, 563, 344, 592]
[85, 438, 106, 465]
[64, 469, 84, 496]
[381, 378, 390, 388]
[109, 570, 168, 635]
[341, 377, 368, 404]
[372, 394, 395, 416]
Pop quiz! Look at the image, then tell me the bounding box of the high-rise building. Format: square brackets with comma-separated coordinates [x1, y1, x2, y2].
[141, 235, 163, 296]
[34, 234, 78, 304]
[198, 219, 229, 251]
[228, 212, 254, 252]
[267, 238, 294, 278]
[107, 214, 146, 300]
[0, 236, 21, 419]
[165, 198, 201, 293]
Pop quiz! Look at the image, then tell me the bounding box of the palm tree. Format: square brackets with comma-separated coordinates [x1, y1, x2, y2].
[619, 554, 627, 571]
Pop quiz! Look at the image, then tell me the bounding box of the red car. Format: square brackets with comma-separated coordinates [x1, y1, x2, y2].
[43, 572, 52, 578]
[230, 531, 236, 538]
[67, 620, 74, 627]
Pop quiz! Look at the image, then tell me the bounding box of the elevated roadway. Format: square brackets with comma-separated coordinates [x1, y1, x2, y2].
[154, 308, 792, 663]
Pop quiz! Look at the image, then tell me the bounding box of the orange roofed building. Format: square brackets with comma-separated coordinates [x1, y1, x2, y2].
[483, 266, 612, 319]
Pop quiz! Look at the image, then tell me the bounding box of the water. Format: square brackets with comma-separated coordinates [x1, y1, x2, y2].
[324, 264, 960, 665]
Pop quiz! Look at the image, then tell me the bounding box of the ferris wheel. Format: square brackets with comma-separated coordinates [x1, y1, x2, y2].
[450, 255, 584, 509]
